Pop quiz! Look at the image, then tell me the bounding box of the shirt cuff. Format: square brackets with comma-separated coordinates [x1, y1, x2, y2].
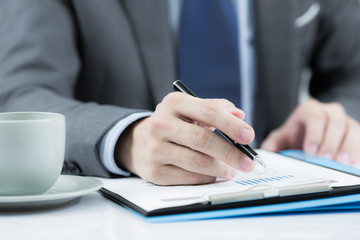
[100, 111, 153, 176]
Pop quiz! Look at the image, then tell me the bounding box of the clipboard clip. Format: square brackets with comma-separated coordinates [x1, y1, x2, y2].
[200, 181, 332, 205]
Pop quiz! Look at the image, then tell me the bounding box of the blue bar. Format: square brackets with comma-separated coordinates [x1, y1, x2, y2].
[251, 179, 262, 183]
[235, 181, 247, 186]
[243, 181, 254, 185]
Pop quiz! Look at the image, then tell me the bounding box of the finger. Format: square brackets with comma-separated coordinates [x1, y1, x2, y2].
[146, 164, 216, 186]
[229, 107, 246, 119]
[336, 118, 360, 165]
[302, 106, 327, 155]
[163, 93, 253, 145]
[156, 142, 236, 179]
[317, 103, 347, 159]
[261, 128, 289, 152]
[193, 121, 216, 131]
[166, 118, 256, 173]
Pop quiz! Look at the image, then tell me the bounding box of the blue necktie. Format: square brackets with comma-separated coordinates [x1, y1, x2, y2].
[179, 0, 241, 107]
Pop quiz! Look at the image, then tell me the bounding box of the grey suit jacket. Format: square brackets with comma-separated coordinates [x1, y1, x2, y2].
[1, 0, 360, 177]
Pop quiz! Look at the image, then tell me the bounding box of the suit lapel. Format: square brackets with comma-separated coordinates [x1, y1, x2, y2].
[121, 0, 176, 103]
[253, 0, 299, 136]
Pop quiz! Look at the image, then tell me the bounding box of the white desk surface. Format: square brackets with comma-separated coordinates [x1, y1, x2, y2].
[1, 191, 360, 240]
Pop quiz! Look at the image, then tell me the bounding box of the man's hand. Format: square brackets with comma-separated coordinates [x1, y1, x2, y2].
[261, 99, 360, 165]
[115, 92, 256, 185]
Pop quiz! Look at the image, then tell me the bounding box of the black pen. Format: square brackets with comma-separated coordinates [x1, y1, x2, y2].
[173, 80, 266, 168]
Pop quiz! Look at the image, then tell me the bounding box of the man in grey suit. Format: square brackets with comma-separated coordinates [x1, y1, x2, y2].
[1, 0, 360, 185]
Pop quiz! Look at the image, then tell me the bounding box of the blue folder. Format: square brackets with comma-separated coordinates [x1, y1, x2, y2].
[100, 150, 360, 223]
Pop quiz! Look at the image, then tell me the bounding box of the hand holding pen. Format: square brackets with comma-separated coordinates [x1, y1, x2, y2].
[116, 81, 260, 185]
[173, 80, 266, 168]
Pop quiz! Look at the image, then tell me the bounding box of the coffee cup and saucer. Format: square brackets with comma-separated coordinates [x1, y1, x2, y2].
[0, 112, 103, 210]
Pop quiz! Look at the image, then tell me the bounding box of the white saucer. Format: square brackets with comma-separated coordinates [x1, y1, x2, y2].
[0, 175, 103, 211]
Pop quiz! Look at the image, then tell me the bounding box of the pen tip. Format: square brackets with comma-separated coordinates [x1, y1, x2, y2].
[254, 155, 267, 168]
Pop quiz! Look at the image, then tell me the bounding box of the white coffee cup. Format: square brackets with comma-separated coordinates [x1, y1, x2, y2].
[0, 112, 65, 196]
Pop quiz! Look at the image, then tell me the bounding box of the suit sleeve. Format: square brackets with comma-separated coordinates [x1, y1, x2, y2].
[0, 0, 140, 177]
[309, 0, 360, 120]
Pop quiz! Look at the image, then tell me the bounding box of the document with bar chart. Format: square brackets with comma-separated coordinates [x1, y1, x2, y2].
[99, 150, 360, 219]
